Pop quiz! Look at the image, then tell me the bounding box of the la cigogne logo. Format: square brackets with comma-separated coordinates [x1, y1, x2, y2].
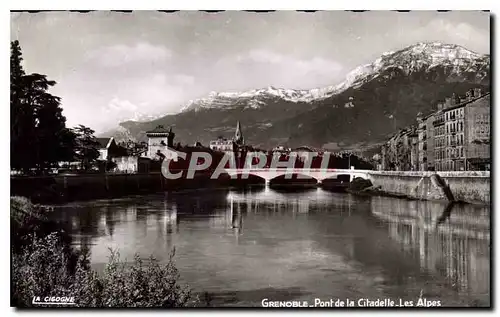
[32, 296, 76, 306]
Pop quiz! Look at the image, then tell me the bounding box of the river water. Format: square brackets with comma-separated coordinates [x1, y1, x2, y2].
[51, 187, 490, 307]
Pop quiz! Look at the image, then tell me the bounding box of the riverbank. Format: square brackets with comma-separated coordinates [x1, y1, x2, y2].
[11, 170, 490, 205]
[10, 196, 198, 308]
[10, 172, 257, 204]
[10, 172, 350, 205]
[349, 171, 491, 205]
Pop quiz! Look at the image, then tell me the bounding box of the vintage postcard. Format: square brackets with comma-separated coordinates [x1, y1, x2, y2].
[10, 10, 491, 309]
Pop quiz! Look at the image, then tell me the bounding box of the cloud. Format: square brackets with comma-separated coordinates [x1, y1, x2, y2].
[104, 97, 138, 113]
[237, 49, 343, 76]
[86, 42, 172, 67]
[96, 71, 196, 125]
[415, 19, 489, 52]
[173, 74, 195, 86]
[430, 19, 487, 41]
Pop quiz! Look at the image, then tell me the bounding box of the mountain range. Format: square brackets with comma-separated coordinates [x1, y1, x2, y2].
[101, 42, 490, 152]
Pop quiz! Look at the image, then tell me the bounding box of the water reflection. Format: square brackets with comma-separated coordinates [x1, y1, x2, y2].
[370, 197, 490, 305]
[50, 187, 490, 307]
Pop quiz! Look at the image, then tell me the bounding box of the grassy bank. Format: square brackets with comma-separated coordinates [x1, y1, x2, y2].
[11, 196, 197, 308]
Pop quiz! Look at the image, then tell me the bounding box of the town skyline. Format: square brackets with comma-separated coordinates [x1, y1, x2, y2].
[11, 11, 489, 133]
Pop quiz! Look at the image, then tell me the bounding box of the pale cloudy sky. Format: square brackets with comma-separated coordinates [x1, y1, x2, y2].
[10, 11, 490, 133]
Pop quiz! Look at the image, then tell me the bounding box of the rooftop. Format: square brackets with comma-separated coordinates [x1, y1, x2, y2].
[443, 92, 490, 112]
[95, 137, 113, 149]
[146, 125, 173, 135]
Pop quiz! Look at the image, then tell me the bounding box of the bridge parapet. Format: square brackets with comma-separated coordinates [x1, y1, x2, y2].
[223, 168, 371, 182]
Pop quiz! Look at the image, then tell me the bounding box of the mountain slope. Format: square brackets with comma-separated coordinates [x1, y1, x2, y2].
[104, 42, 490, 150]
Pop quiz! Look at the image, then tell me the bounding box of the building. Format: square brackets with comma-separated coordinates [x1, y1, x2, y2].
[272, 146, 291, 155]
[425, 113, 435, 171]
[209, 137, 234, 152]
[146, 125, 179, 161]
[442, 93, 467, 171]
[112, 156, 151, 174]
[382, 88, 490, 172]
[408, 126, 419, 171]
[209, 121, 246, 153]
[417, 112, 436, 171]
[381, 125, 419, 171]
[293, 146, 322, 156]
[96, 137, 120, 161]
[380, 144, 388, 170]
[432, 102, 445, 171]
[233, 121, 245, 148]
[437, 89, 490, 171]
[464, 91, 491, 170]
[232, 121, 247, 168]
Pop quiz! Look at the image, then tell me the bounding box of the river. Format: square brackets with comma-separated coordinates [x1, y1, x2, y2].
[50, 186, 490, 307]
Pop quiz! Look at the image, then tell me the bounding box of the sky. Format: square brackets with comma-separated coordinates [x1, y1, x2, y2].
[10, 11, 490, 133]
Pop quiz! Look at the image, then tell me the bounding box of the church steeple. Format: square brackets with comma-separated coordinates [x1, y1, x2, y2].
[233, 121, 244, 146]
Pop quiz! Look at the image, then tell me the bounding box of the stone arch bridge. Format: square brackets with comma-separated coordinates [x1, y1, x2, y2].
[224, 168, 371, 185]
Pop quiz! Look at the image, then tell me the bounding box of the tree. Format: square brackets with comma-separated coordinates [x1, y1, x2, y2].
[25, 73, 76, 171]
[73, 125, 100, 171]
[10, 40, 36, 173]
[10, 40, 76, 174]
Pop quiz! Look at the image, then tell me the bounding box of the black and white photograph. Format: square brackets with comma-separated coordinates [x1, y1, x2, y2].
[9, 9, 491, 309]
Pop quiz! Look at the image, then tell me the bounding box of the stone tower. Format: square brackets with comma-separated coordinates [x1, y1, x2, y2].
[167, 127, 175, 147]
[233, 121, 244, 146]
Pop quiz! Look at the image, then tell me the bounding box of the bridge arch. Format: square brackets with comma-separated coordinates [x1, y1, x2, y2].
[223, 170, 267, 183]
[268, 173, 319, 184]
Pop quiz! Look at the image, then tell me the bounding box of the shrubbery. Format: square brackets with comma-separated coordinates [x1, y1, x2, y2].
[348, 177, 373, 192]
[11, 196, 195, 308]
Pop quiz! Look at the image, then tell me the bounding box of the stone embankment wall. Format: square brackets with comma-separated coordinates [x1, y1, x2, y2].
[10, 171, 232, 204]
[365, 171, 490, 205]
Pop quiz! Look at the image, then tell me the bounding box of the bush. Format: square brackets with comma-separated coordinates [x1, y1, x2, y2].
[11, 196, 46, 253]
[12, 233, 80, 307]
[74, 249, 192, 307]
[11, 196, 73, 255]
[11, 196, 195, 308]
[12, 234, 194, 307]
[348, 177, 373, 191]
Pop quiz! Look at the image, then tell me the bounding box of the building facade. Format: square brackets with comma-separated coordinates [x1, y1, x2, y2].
[209, 137, 234, 152]
[112, 156, 151, 174]
[433, 103, 445, 171]
[465, 92, 491, 170]
[146, 125, 179, 161]
[96, 137, 120, 161]
[382, 127, 417, 171]
[209, 121, 246, 154]
[381, 88, 490, 172]
[442, 94, 467, 171]
[425, 113, 435, 171]
[416, 113, 427, 171]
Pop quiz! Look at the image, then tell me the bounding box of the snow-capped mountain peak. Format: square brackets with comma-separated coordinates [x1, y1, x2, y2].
[180, 42, 489, 113]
